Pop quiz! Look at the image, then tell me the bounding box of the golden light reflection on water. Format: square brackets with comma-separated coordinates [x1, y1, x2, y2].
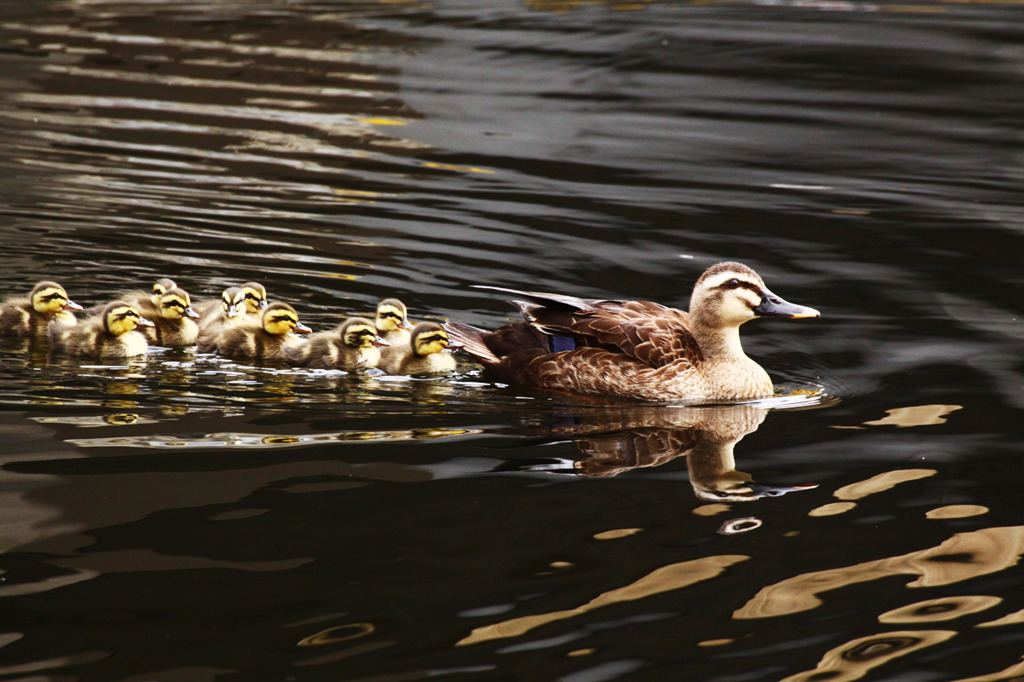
[734, 526, 1024, 620]
[457, 555, 748, 646]
[807, 468, 935, 516]
[780, 630, 957, 682]
[878, 596, 1002, 624]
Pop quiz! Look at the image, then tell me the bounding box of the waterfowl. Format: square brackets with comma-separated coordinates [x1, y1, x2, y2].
[84, 277, 178, 317]
[147, 278, 177, 307]
[379, 322, 457, 375]
[135, 286, 200, 347]
[239, 281, 268, 317]
[375, 298, 414, 371]
[285, 316, 387, 370]
[212, 301, 311, 362]
[49, 301, 154, 359]
[443, 262, 820, 403]
[0, 281, 83, 337]
[196, 287, 247, 352]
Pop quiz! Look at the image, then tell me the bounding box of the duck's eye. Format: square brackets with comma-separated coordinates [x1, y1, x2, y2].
[726, 279, 742, 289]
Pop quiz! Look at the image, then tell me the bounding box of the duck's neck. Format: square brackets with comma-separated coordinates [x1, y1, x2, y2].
[693, 322, 748, 360]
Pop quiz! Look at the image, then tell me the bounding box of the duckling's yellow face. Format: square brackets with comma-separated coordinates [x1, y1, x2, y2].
[241, 282, 268, 314]
[221, 287, 246, 318]
[104, 304, 153, 336]
[412, 325, 450, 357]
[151, 278, 177, 305]
[262, 303, 311, 336]
[375, 299, 410, 333]
[157, 288, 199, 320]
[344, 321, 384, 349]
[31, 282, 81, 314]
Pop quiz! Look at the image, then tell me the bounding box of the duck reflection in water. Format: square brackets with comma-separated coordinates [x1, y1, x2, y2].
[532, 402, 816, 502]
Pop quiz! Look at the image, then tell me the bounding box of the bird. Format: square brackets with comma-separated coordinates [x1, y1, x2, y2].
[374, 298, 414, 372]
[379, 322, 458, 375]
[211, 301, 311, 362]
[134, 286, 200, 347]
[83, 276, 178, 317]
[284, 317, 387, 370]
[443, 261, 819, 403]
[239, 281, 268, 317]
[196, 287, 247, 352]
[0, 281, 83, 338]
[48, 301, 154, 359]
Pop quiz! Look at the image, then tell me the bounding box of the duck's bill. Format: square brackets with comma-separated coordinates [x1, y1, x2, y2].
[294, 322, 312, 334]
[64, 300, 84, 311]
[137, 317, 155, 327]
[185, 306, 200, 319]
[372, 336, 391, 347]
[754, 289, 820, 319]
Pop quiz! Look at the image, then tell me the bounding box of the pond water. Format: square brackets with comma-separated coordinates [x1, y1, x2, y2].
[0, 1, 1023, 680]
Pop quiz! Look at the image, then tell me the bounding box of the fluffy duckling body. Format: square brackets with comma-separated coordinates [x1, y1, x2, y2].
[375, 298, 414, 373]
[380, 322, 457, 375]
[0, 281, 83, 338]
[285, 317, 387, 370]
[196, 287, 247, 352]
[213, 301, 311, 362]
[135, 287, 200, 347]
[49, 301, 154, 359]
[444, 262, 819, 403]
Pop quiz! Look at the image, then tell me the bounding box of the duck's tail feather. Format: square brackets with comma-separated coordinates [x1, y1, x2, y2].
[442, 320, 501, 365]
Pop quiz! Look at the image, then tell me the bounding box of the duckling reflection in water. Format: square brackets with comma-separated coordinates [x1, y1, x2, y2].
[0, 281, 83, 338]
[445, 262, 819, 403]
[49, 301, 154, 359]
[284, 317, 387, 370]
[211, 301, 311, 362]
[543, 403, 816, 502]
[379, 322, 458, 375]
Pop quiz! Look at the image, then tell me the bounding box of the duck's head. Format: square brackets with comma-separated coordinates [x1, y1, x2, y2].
[342, 317, 389, 349]
[219, 287, 246, 319]
[375, 298, 413, 334]
[155, 287, 200, 320]
[691, 262, 820, 327]
[30, 281, 83, 314]
[410, 322, 451, 357]
[102, 301, 154, 336]
[261, 302, 311, 336]
[240, 282, 268, 314]
[150, 278, 177, 306]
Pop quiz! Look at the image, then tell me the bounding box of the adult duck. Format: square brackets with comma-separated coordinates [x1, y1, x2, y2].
[443, 262, 819, 403]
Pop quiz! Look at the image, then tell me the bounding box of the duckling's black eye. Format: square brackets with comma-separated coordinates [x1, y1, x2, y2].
[726, 279, 742, 289]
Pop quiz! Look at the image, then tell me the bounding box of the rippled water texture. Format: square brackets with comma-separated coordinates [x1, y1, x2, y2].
[0, 1, 1023, 680]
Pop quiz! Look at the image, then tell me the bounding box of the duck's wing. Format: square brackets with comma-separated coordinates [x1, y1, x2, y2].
[478, 287, 700, 368]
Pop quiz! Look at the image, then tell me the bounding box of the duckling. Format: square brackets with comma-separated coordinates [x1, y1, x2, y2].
[375, 298, 414, 372]
[84, 277, 178, 317]
[147, 278, 177, 307]
[135, 286, 200, 347]
[49, 301, 154, 359]
[443, 262, 820, 403]
[196, 287, 247, 352]
[212, 301, 311, 362]
[0, 281, 83, 338]
[285, 316, 387, 370]
[240, 281, 268, 317]
[380, 322, 458, 375]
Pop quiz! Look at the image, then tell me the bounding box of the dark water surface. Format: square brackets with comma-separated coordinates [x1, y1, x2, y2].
[1, 1, 1023, 680]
